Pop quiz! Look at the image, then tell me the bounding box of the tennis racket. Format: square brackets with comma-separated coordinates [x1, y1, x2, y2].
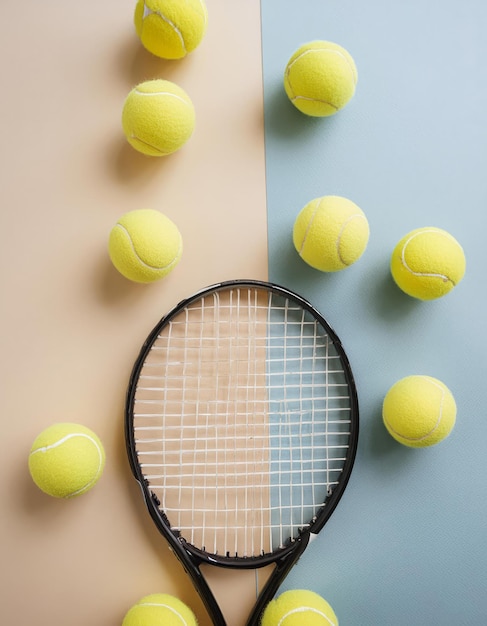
[125, 280, 359, 626]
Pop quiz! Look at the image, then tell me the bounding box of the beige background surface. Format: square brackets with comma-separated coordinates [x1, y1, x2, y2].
[0, 1, 267, 624]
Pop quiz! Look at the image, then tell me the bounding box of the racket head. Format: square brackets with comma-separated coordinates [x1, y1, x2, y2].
[125, 280, 359, 569]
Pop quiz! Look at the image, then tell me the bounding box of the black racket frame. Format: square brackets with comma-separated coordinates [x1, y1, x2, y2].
[125, 280, 359, 626]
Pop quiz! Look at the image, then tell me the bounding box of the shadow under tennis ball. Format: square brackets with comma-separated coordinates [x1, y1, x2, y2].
[268, 225, 339, 289]
[116, 32, 193, 87]
[264, 78, 336, 142]
[363, 400, 421, 470]
[366, 262, 421, 322]
[110, 136, 182, 185]
[93, 253, 154, 308]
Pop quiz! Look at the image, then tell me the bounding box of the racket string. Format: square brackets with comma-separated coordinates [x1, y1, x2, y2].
[133, 286, 353, 558]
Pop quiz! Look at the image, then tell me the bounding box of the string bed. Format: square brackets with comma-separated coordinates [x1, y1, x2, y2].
[132, 286, 353, 559]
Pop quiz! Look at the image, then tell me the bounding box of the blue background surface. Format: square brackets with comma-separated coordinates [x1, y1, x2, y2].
[261, 1, 487, 624]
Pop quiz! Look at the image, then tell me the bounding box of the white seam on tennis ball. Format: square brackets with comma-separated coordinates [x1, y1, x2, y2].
[277, 606, 336, 626]
[384, 379, 446, 442]
[116, 224, 182, 271]
[400, 229, 454, 284]
[133, 90, 191, 107]
[286, 48, 357, 103]
[129, 91, 192, 153]
[298, 198, 322, 255]
[284, 60, 336, 109]
[141, 5, 186, 54]
[136, 602, 188, 625]
[336, 213, 367, 265]
[29, 433, 104, 497]
[292, 94, 338, 110]
[143, 2, 151, 19]
[195, 0, 208, 26]
[129, 135, 170, 156]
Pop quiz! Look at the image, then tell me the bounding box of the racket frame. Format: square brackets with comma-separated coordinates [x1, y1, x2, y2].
[125, 280, 359, 626]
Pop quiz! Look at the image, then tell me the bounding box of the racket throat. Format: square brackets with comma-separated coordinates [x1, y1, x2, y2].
[199, 564, 274, 626]
[182, 547, 306, 626]
[244, 535, 311, 626]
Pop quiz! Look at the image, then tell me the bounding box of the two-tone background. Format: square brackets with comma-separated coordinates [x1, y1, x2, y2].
[2, 1, 486, 624]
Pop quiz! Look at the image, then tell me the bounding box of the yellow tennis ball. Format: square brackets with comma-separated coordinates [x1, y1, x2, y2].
[28, 423, 106, 499]
[108, 209, 182, 283]
[122, 79, 195, 156]
[134, 0, 208, 60]
[284, 40, 358, 117]
[293, 195, 369, 272]
[122, 593, 197, 626]
[390, 227, 466, 300]
[383, 375, 456, 448]
[262, 590, 338, 626]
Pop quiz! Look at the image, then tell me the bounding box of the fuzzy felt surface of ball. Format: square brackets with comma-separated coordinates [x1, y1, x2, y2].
[262, 590, 339, 626]
[108, 209, 182, 283]
[122, 79, 195, 156]
[134, 0, 208, 60]
[122, 593, 198, 626]
[390, 227, 466, 300]
[293, 195, 369, 271]
[28, 423, 105, 498]
[383, 375, 457, 447]
[284, 40, 357, 117]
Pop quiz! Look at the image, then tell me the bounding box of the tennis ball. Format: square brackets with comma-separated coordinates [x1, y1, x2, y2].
[284, 40, 357, 117]
[122, 593, 197, 626]
[383, 375, 456, 448]
[108, 209, 182, 283]
[293, 195, 369, 272]
[390, 227, 466, 300]
[122, 79, 195, 156]
[262, 590, 338, 626]
[28, 423, 105, 498]
[134, 0, 208, 60]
